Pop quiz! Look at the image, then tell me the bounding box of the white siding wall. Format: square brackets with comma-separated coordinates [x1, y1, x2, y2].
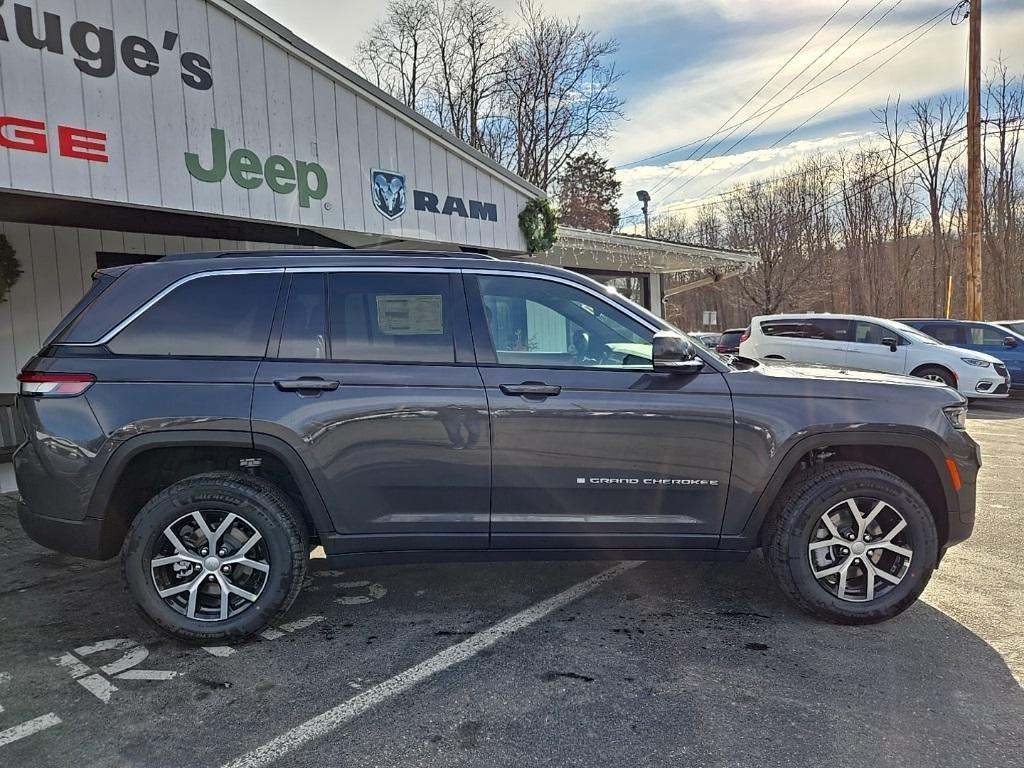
[0, 0, 531, 250]
[0, 222, 300, 392]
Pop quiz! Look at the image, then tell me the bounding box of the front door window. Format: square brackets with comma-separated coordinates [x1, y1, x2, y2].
[477, 275, 653, 369]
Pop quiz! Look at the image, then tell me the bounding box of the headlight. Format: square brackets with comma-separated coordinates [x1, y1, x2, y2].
[944, 405, 968, 430]
[961, 358, 991, 367]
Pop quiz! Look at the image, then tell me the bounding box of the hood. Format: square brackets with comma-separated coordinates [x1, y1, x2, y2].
[935, 345, 1005, 364]
[749, 358, 962, 396]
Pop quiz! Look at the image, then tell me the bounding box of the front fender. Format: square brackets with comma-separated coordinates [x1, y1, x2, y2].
[720, 426, 961, 546]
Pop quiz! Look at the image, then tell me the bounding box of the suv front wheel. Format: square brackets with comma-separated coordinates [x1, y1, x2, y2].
[764, 462, 938, 623]
[121, 472, 309, 643]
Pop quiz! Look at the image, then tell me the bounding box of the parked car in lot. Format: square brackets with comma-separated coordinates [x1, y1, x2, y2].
[996, 319, 1024, 337]
[16, 252, 978, 641]
[740, 313, 1010, 399]
[715, 328, 746, 354]
[688, 331, 721, 348]
[898, 319, 1024, 390]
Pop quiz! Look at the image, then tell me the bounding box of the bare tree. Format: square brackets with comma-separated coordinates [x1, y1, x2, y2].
[876, 96, 965, 314]
[500, 1, 625, 189]
[426, 0, 508, 151]
[356, 0, 435, 109]
[872, 102, 924, 315]
[982, 58, 1024, 318]
[356, 0, 623, 188]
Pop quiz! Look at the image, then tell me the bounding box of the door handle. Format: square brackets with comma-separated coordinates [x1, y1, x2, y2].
[499, 383, 562, 397]
[274, 378, 340, 392]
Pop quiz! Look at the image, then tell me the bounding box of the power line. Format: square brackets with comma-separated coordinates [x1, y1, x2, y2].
[619, 122, 968, 228]
[621, 113, 1022, 228]
[631, 0, 896, 210]
[619, 3, 957, 219]
[647, 5, 954, 220]
[619, 0, 854, 171]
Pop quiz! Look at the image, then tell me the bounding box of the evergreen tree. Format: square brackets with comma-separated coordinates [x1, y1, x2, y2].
[555, 153, 622, 232]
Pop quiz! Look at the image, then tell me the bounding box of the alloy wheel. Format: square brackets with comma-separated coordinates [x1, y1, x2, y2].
[807, 497, 914, 603]
[150, 510, 270, 622]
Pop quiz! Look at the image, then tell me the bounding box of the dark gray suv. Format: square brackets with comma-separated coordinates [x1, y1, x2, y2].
[15, 251, 979, 642]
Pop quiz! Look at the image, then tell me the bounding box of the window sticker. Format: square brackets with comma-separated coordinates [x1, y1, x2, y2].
[376, 295, 444, 335]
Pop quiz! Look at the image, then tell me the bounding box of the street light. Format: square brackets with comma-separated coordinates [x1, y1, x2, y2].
[636, 190, 651, 238]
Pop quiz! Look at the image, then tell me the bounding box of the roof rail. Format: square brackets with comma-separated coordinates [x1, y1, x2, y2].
[159, 249, 498, 262]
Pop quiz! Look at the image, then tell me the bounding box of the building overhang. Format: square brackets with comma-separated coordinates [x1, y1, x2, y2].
[519, 226, 758, 275]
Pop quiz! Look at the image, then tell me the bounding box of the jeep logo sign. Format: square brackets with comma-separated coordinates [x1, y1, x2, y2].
[185, 128, 328, 209]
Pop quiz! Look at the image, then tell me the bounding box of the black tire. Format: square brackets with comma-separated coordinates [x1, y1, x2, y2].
[913, 365, 956, 388]
[121, 472, 309, 643]
[763, 461, 937, 624]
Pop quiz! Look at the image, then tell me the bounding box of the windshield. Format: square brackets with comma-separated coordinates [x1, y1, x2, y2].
[599, 283, 738, 367]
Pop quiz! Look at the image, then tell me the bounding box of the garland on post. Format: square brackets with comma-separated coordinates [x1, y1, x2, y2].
[0, 234, 22, 305]
[518, 198, 558, 253]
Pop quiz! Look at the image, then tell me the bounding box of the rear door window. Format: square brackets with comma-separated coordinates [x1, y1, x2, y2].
[805, 319, 853, 341]
[920, 324, 962, 345]
[760, 319, 806, 338]
[108, 273, 282, 357]
[328, 273, 455, 363]
[770, 319, 852, 342]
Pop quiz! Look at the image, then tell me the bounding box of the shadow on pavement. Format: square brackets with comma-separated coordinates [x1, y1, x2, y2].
[967, 395, 1024, 421]
[388, 557, 1024, 768]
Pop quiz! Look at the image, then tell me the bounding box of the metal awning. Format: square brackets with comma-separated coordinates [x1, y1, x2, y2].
[517, 227, 758, 275]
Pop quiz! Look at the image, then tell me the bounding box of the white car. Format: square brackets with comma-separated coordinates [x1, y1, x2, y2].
[739, 313, 1010, 399]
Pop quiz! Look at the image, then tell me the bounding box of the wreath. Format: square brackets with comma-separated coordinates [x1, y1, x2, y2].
[0, 234, 22, 305]
[518, 197, 558, 253]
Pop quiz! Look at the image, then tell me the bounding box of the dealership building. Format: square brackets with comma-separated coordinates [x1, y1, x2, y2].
[0, 0, 754, 470]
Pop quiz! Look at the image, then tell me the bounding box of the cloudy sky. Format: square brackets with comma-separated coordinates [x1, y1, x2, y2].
[249, 0, 1024, 231]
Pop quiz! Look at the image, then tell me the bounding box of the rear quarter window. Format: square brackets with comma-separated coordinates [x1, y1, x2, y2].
[108, 273, 282, 357]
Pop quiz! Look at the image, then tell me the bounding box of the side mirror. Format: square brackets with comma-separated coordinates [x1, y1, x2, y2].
[1004, 336, 1018, 349]
[652, 332, 704, 374]
[882, 336, 898, 353]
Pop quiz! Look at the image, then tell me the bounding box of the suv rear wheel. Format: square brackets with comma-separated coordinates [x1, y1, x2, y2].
[121, 472, 309, 643]
[764, 462, 937, 623]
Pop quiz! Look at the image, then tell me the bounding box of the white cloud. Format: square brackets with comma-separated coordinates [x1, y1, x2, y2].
[616, 131, 882, 229]
[608, 3, 1024, 225]
[247, 0, 1023, 224]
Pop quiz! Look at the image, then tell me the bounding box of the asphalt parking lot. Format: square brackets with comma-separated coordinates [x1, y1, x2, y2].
[1, 400, 1022, 768]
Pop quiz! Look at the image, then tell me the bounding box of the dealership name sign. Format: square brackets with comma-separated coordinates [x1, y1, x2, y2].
[0, 0, 522, 249]
[0, 0, 213, 89]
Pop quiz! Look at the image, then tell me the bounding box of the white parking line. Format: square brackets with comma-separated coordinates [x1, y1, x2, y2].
[202, 646, 237, 658]
[219, 561, 642, 768]
[0, 713, 62, 748]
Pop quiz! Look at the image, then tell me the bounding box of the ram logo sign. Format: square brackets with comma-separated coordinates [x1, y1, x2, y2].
[370, 169, 407, 220]
[370, 168, 499, 223]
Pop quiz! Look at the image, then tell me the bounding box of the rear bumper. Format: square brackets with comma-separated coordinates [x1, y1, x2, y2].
[18, 501, 111, 560]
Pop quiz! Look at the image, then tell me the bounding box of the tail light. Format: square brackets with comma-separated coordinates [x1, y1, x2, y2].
[715, 344, 727, 353]
[739, 330, 750, 343]
[17, 371, 96, 397]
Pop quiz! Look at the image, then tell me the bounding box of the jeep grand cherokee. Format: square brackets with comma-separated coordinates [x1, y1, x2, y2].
[15, 251, 979, 641]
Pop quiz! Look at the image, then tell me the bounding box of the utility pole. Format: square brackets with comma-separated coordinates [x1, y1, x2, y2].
[965, 0, 983, 320]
